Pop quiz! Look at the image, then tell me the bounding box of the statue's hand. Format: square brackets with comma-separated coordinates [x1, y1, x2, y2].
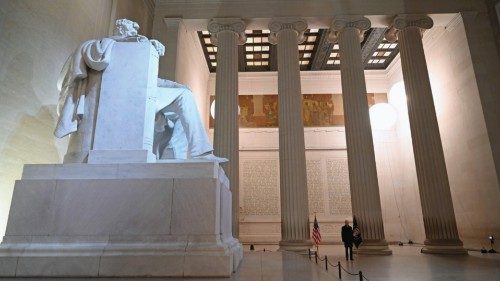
[150, 39, 165, 56]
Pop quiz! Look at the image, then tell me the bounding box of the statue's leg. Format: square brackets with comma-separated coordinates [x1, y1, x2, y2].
[162, 88, 213, 157]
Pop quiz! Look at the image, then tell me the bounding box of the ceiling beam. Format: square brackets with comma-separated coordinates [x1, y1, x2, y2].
[361, 27, 386, 66]
[310, 29, 333, 71]
[270, 45, 278, 71]
[238, 45, 246, 71]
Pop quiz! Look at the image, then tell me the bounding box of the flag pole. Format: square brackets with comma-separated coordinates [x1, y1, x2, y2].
[314, 212, 318, 255]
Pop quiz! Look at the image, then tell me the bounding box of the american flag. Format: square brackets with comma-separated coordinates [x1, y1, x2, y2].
[312, 215, 322, 245]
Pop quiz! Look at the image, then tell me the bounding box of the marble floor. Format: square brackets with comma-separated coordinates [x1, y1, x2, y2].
[4, 245, 500, 281]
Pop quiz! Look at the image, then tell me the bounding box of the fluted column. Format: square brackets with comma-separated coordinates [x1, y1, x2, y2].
[269, 18, 312, 251]
[329, 16, 391, 255]
[208, 18, 246, 238]
[386, 14, 467, 254]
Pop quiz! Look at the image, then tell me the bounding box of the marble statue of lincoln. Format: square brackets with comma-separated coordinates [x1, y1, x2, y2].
[55, 19, 226, 162]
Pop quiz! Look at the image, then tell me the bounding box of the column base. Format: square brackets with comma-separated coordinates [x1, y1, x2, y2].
[356, 240, 392, 255]
[421, 239, 468, 255]
[278, 240, 313, 253]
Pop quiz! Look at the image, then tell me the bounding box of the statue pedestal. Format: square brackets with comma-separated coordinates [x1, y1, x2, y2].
[0, 161, 242, 277]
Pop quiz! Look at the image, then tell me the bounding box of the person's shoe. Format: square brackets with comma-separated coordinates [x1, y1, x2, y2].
[193, 153, 228, 163]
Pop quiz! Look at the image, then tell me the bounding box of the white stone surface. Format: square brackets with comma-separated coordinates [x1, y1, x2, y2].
[331, 16, 390, 254]
[16, 256, 100, 277]
[388, 14, 465, 254]
[422, 15, 500, 249]
[0, 161, 242, 277]
[89, 41, 159, 164]
[88, 149, 155, 164]
[155, 84, 214, 159]
[171, 178, 220, 235]
[52, 179, 173, 236]
[209, 18, 246, 238]
[98, 255, 184, 277]
[269, 17, 312, 251]
[21, 160, 220, 180]
[5, 180, 56, 236]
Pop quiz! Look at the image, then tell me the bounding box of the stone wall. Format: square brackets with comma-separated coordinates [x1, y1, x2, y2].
[0, 0, 153, 237]
[230, 128, 405, 245]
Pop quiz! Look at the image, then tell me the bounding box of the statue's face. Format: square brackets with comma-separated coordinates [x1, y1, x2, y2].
[113, 19, 139, 37]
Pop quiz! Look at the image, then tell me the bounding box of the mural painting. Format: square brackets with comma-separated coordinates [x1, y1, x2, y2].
[209, 93, 387, 128]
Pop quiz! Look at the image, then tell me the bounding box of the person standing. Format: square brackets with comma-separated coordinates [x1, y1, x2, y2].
[341, 219, 354, 260]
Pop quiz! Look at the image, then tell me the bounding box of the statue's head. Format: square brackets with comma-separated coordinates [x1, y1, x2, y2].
[113, 19, 140, 37]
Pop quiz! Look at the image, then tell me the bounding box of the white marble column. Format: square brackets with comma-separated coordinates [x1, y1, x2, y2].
[329, 16, 391, 255]
[386, 14, 467, 254]
[269, 18, 312, 251]
[208, 18, 246, 238]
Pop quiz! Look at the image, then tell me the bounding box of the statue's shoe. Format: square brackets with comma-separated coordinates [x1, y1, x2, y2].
[193, 154, 229, 163]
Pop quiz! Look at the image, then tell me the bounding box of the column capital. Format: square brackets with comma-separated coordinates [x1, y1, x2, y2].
[328, 16, 371, 43]
[268, 17, 308, 45]
[208, 18, 246, 46]
[385, 14, 434, 42]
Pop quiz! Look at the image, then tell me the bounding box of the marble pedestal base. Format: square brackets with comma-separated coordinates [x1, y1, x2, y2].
[421, 240, 468, 255]
[356, 240, 393, 255]
[279, 240, 313, 253]
[0, 161, 243, 277]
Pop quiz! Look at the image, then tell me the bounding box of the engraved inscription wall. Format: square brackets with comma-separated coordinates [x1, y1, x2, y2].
[241, 159, 280, 216]
[307, 159, 325, 214]
[327, 158, 352, 216]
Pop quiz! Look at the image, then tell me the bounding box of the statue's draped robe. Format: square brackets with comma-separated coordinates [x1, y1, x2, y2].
[55, 38, 115, 137]
[55, 39, 115, 162]
[154, 79, 189, 159]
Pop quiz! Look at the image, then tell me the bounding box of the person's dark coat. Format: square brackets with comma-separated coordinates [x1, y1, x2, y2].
[341, 225, 354, 246]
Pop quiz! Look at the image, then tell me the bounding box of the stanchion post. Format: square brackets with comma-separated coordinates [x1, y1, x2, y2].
[359, 270, 363, 281]
[325, 255, 328, 271]
[338, 261, 342, 279]
[315, 251, 318, 264]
